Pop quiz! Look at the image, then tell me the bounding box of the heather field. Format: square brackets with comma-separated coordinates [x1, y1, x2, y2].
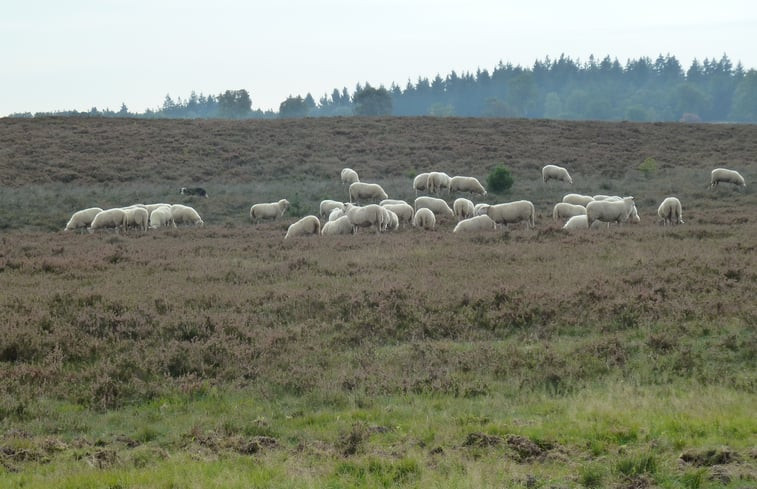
[0, 117, 755, 488]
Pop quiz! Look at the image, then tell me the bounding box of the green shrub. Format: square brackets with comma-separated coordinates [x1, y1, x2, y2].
[487, 165, 514, 193]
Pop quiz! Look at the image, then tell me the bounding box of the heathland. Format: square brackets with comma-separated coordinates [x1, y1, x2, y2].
[0, 117, 755, 488]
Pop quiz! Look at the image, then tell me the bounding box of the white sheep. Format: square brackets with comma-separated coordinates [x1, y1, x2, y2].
[474, 203, 488, 215]
[412, 207, 436, 230]
[414, 196, 454, 220]
[122, 207, 149, 232]
[89, 208, 127, 233]
[171, 204, 204, 227]
[285, 215, 320, 239]
[542, 164, 573, 184]
[426, 172, 451, 194]
[552, 202, 587, 221]
[453, 215, 497, 233]
[65, 207, 103, 232]
[382, 208, 399, 232]
[149, 206, 175, 229]
[345, 203, 385, 234]
[592, 194, 621, 201]
[562, 193, 594, 206]
[453, 198, 475, 220]
[144, 203, 171, 215]
[250, 199, 289, 222]
[328, 207, 345, 221]
[380, 199, 407, 206]
[657, 197, 684, 226]
[562, 215, 608, 230]
[710, 168, 746, 188]
[341, 168, 359, 185]
[413, 172, 430, 195]
[321, 215, 355, 236]
[381, 202, 414, 227]
[476, 200, 535, 229]
[349, 182, 388, 203]
[319, 199, 346, 219]
[586, 196, 636, 227]
[449, 176, 487, 196]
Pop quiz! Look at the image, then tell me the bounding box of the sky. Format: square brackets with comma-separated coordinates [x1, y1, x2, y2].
[2, 0, 756, 116]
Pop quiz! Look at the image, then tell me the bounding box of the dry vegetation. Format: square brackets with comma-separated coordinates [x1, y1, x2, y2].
[0, 117, 755, 487]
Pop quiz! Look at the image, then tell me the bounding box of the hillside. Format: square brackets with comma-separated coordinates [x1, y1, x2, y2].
[2, 117, 756, 187]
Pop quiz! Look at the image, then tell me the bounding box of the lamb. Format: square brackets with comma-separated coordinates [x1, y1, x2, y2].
[321, 215, 355, 236]
[542, 164, 573, 184]
[89, 208, 127, 233]
[449, 176, 487, 196]
[414, 196, 454, 220]
[64, 207, 103, 232]
[552, 202, 587, 221]
[349, 182, 388, 203]
[562, 215, 608, 230]
[122, 207, 149, 232]
[250, 199, 289, 222]
[453, 215, 497, 233]
[149, 206, 175, 229]
[381, 202, 414, 227]
[453, 198, 475, 220]
[320, 200, 345, 219]
[586, 196, 636, 227]
[426, 172, 451, 194]
[285, 215, 320, 238]
[657, 197, 684, 226]
[710, 168, 746, 188]
[562, 193, 594, 206]
[328, 207, 345, 221]
[171, 204, 204, 227]
[341, 168, 359, 185]
[476, 200, 535, 229]
[413, 172, 430, 195]
[412, 207, 436, 230]
[345, 203, 385, 234]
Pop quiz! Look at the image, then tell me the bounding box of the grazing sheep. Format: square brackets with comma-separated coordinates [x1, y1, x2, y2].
[250, 199, 290, 222]
[474, 203, 488, 215]
[382, 208, 399, 231]
[449, 176, 487, 196]
[453, 198, 476, 220]
[171, 204, 204, 227]
[285, 215, 320, 239]
[144, 203, 171, 216]
[562, 193, 594, 206]
[629, 204, 641, 224]
[542, 164, 573, 184]
[345, 203, 385, 234]
[349, 182, 388, 203]
[586, 196, 636, 227]
[381, 202, 414, 227]
[123, 207, 149, 232]
[412, 207, 436, 230]
[413, 172, 430, 195]
[476, 201, 535, 229]
[341, 168, 359, 185]
[562, 215, 608, 230]
[149, 206, 175, 229]
[90, 208, 127, 233]
[65, 207, 103, 232]
[321, 215, 355, 236]
[453, 215, 497, 233]
[380, 199, 407, 206]
[180, 187, 208, 198]
[414, 196, 454, 220]
[552, 202, 587, 221]
[710, 168, 746, 188]
[426, 172, 451, 194]
[320, 199, 346, 219]
[592, 195, 622, 201]
[657, 197, 684, 226]
[328, 207, 345, 221]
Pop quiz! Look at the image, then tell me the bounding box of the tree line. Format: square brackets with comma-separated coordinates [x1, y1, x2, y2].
[10, 54, 757, 122]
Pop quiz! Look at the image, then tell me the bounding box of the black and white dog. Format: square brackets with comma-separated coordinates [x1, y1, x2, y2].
[180, 187, 208, 198]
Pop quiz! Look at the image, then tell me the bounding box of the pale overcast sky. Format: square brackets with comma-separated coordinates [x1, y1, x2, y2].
[2, 0, 756, 116]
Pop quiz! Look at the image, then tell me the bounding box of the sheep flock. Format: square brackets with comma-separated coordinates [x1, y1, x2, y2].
[65, 165, 746, 237]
